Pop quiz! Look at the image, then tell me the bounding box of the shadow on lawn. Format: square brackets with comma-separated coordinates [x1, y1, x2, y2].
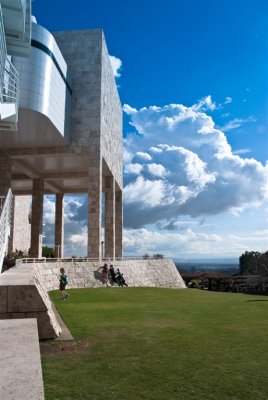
[245, 299, 268, 302]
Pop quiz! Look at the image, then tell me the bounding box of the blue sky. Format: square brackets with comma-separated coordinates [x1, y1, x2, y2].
[33, 0, 268, 260]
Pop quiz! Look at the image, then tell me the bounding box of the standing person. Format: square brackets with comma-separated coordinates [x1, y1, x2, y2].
[58, 267, 69, 299]
[109, 264, 117, 284]
[96, 263, 109, 287]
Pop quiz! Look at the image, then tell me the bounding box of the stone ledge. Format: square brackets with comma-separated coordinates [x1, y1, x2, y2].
[0, 266, 62, 339]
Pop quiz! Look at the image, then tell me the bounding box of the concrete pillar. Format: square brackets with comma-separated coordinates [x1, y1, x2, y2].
[115, 190, 123, 258]
[0, 157, 12, 197]
[29, 179, 44, 258]
[88, 162, 102, 259]
[55, 193, 64, 258]
[104, 176, 115, 260]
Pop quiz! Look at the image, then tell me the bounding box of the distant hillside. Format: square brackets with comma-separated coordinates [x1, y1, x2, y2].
[176, 262, 239, 276]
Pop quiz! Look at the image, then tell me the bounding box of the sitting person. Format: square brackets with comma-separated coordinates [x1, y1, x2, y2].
[109, 264, 117, 284]
[115, 268, 128, 287]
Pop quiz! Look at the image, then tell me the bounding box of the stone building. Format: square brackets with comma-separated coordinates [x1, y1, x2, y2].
[0, 9, 123, 261]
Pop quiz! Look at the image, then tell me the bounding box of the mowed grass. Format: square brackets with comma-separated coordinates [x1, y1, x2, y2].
[41, 288, 268, 400]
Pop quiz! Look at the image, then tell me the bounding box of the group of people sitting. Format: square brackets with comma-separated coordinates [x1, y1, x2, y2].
[97, 263, 128, 287]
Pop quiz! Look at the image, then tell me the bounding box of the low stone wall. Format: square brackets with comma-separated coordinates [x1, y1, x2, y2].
[34, 258, 186, 291]
[0, 264, 62, 339]
[0, 259, 185, 339]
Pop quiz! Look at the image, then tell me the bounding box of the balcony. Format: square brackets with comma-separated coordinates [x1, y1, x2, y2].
[0, 4, 19, 131]
[0, 0, 31, 58]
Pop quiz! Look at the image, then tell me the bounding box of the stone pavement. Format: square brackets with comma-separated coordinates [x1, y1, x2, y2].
[0, 319, 45, 400]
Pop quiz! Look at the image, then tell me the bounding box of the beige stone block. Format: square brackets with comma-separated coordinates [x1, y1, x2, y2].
[0, 312, 27, 319]
[0, 286, 8, 313]
[8, 285, 47, 313]
[26, 312, 58, 340]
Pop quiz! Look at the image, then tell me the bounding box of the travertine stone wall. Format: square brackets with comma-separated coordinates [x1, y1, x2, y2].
[53, 29, 122, 189]
[33, 259, 186, 291]
[53, 29, 102, 155]
[100, 35, 122, 189]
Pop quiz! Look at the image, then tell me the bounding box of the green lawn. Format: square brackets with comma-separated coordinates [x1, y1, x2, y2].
[41, 288, 268, 400]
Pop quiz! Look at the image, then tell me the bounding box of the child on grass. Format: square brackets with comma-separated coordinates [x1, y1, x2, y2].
[59, 267, 69, 299]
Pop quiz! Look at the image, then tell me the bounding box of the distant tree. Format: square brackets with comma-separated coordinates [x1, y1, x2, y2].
[239, 251, 267, 276]
[2, 249, 28, 271]
[42, 246, 55, 257]
[143, 254, 150, 259]
[153, 253, 164, 259]
[257, 251, 268, 276]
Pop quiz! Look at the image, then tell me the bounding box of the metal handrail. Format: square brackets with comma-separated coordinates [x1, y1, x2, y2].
[17, 255, 168, 265]
[0, 189, 13, 272]
[1, 58, 19, 104]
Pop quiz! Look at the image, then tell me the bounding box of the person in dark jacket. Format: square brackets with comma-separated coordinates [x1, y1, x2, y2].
[109, 264, 117, 284]
[115, 269, 128, 287]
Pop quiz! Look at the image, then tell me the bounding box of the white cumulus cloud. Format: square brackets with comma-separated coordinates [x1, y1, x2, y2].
[147, 163, 167, 177]
[136, 151, 152, 160]
[109, 55, 122, 78]
[123, 100, 268, 228]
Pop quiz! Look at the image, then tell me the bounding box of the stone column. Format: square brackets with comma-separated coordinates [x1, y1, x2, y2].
[88, 161, 102, 259]
[0, 157, 12, 197]
[104, 176, 115, 260]
[29, 179, 44, 258]
[115, 190, 123, 258]
[0, 157, 13, 253]
[55, 193, 64, 258]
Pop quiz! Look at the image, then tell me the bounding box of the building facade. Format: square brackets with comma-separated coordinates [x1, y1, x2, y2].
[0, 3, 123, 263]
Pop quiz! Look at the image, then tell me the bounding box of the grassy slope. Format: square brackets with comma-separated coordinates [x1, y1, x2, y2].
[42, 288, 268, 400]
